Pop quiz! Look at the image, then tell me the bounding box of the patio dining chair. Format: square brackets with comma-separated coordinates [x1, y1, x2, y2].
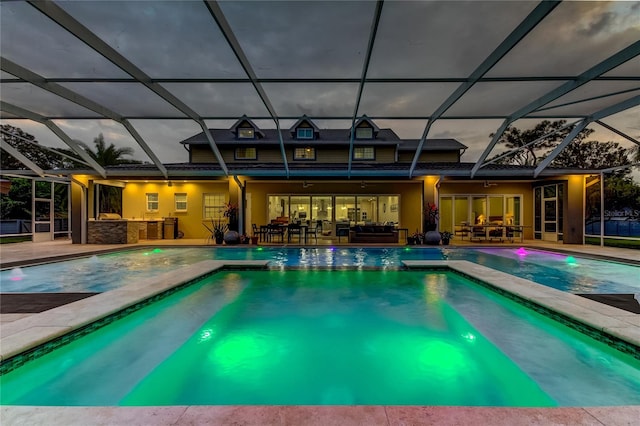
[305, 220, 322, 243]
[267, 223, 285, 243]
[287, 223, 302, 243]
[470, 226, 486, 242]
[252, 223, 267, 242]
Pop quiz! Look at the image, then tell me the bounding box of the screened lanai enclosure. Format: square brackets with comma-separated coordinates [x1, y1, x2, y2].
[0, 1, 639, 245]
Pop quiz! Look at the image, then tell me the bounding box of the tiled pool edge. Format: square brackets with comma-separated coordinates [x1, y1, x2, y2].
[2, 405, 640, 426]
[0, 260, 269, 373]
[403, 260, 640, 359]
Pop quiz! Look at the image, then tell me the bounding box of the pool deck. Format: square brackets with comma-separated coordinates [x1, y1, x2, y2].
[1, 239, 639, 425]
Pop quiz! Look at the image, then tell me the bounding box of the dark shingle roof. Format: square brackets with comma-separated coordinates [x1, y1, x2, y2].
[180, 128, 467, 150]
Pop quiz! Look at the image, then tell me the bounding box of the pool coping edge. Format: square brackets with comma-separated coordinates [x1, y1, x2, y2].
[403, 260, 640, 355]
[0, 260, 269, 366]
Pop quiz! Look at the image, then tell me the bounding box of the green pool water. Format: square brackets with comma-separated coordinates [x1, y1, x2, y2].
[2, 270, 639, 406]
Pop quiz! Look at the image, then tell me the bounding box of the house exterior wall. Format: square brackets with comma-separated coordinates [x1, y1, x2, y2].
[121, 181, 229, 239]
[190, 145, 398, 164]
[564, 175, 585, 244]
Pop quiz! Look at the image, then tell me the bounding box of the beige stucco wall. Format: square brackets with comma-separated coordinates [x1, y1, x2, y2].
[121, 181, 229, 239]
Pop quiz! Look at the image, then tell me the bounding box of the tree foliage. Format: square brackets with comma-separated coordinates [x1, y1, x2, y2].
[489, 120, 594, 166]
[604, 175, 640, 212]
[2, 126, 140, 170]
[0, 177, 32, 220]
[0, 124, 66, 170]
[549, 140, 631, 171]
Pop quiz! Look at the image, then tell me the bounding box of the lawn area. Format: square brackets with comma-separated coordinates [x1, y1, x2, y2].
[585, 237, 640, 249]
[0, 236, 32, 244]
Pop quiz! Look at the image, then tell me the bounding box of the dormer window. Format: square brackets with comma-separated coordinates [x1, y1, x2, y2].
[238, 128, 255, 139]
[353, 115, 379, 140]
[290, 115, 319, 140]
[355, 127, 373, 139]
[297, 128, 314, 139]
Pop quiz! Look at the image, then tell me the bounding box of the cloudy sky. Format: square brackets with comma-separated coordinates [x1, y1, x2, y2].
[1, 0, 638, 166]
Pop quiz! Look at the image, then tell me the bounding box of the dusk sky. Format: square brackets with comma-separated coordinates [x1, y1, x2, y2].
[1, 1, 638, 167]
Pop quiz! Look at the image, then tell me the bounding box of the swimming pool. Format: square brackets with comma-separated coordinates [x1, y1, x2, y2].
[1, 247, 638, 294]
[2, 269, 639, 406]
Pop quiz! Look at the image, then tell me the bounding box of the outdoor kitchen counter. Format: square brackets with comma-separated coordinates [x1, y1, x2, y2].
[87, 220, 139, 244]
[87, 219, 166, 244]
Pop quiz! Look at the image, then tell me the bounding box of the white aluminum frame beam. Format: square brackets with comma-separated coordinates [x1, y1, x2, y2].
[408, 0, 560, 178]
[0, 139, 46, 177]
[203, 0, 289, 177]
[28, 0, 228, 176]
[595, 120, 640, 146]
[472, 40, 640, 178]
[0, 57, 168, 178]
[0, 127, 93, 168]
[347, 0, 384, 178]
[0, 101, 107, 178]
[534, 94, 640, 177]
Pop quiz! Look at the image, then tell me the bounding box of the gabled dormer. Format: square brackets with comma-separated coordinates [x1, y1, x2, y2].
[230, 115, 264, 140]
[352, 115, 380, 140]
[289, 115, 320, 140]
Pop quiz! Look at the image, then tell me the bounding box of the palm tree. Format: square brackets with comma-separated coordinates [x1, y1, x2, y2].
[83, 133, 139, 166]
[81, 134, 140, 215]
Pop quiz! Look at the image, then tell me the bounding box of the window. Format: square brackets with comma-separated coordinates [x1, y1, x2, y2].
[146, 193, 158, 212]
[294, 147, 316, 160]
[203, 193, 226, 219]
[353, 146, 374, 160]
[297, 128, 313, 139]
[174, 193, 187, 212]
[235, 147, 257, 160]
[238, 128, 254, 139]
[355, 127, 373, 139]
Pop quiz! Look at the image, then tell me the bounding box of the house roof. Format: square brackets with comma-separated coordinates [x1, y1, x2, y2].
[181, 128, 467, 151]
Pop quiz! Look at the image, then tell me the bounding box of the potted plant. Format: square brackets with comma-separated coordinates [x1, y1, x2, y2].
[212, 220, 227, 244]
[440, 231, 453, 245]
[408, 230, 422, 245]
[239, 233, 250, 244]
[424, 202, 439, 231]
[424, 202, 441, 244]
[223, 202, 239, 231]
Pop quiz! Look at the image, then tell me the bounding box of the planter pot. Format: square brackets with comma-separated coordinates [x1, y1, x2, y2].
[250, 236, 259, 245]
[407, 237, 416, 245]
[224, 230, 240, 245]
[441, 238, 450, 246]
[424, 230, 441, 245]
[214, 235, 224, 245]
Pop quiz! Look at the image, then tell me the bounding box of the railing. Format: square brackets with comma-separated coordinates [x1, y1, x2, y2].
[0, 219, 70, 235]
